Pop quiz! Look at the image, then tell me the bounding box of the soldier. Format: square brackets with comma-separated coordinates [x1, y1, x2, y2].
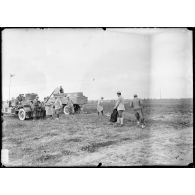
[54, 86, 64, 95]
[59, 86, 64, 93]
[130, 94, 145, 128]
[67, 96, 74, 114]
[114, 91, 125, 127]
[54, 97, 62, 119]
[40, 101, 46, 119]
[16, 94, 24, 105]
[97, 97, 104, 116]
[33, 96, 40, 120]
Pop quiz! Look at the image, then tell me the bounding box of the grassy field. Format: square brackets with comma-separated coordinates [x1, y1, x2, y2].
[2, 99, 193, 166]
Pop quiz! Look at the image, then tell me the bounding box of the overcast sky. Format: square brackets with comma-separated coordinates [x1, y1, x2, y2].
[2, 28, 192, 101]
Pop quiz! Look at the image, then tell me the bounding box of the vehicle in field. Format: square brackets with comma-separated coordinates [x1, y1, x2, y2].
[2, 93, 45, 120]
[44, 92, 88, 115]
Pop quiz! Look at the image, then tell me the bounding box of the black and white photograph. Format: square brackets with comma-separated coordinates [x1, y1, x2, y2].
[1, 28, 193, 167]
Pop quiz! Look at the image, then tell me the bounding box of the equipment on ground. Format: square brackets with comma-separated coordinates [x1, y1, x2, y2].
[110, 109, 118, 122]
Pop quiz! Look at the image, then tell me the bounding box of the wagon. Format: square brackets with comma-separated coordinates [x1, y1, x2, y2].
[44, 92, 88, 115]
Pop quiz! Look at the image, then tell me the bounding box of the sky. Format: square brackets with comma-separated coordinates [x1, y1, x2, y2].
[2, 28, 193, 101]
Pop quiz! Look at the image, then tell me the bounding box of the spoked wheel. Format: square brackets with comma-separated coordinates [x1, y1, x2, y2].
[18, 108, 26, 120]
[64, 105, 70, 115]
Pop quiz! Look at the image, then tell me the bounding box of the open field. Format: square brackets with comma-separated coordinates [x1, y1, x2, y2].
[2, 99, 193, 166]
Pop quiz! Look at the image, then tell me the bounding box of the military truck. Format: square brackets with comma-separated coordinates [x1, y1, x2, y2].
[2, 93, 45, 120]
[44, 92, 88, 115]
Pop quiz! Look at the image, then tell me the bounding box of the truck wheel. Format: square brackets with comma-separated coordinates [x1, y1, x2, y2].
[64, 105, 70, 115]
[18, 108, 26, 120]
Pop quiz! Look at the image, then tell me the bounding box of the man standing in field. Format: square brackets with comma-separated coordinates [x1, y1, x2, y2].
[54, 97, 62, 120]
[33, 96, 40, 120]
[66, 96, 74, 114]
[97, 97, 104, 116]
[130, 94, 145, 128]
[114, 91, 125, 127]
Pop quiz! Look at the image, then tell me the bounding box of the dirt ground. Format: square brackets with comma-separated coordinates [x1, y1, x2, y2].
[1, 99, 193, 166]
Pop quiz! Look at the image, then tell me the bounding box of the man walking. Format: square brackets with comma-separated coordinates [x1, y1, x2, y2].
[114, 91, 125, 127]
[130, 94, 145, 128]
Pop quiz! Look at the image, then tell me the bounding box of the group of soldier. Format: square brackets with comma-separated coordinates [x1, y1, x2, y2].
[31, 90, 145, 127]
[30, 96, 46, 120]
[12, 85, 145, 126]
[30, 86, 74, 120]
[97, 91, 145, 128]
[11, 94, 46, 120]
[52, 96, 74, 120]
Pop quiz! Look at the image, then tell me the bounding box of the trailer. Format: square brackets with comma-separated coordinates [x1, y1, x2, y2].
[44, 92, 88, 115]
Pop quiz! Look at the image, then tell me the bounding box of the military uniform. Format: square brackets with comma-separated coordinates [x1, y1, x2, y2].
[67, 98, 74, 114]
[97, 99, 104, 115]
[33, 99, 40, 119]
[54, 98, 62, 119]
[40, 102, 46, 119]
[59, 86, 64, 93]
[130, 97, 145, 125]
[115, 95, 125, 117]
[114, 92, 125, 126]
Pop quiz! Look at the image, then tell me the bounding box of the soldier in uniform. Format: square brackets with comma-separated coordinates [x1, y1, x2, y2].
[67, 96, 74, 114]
[16, 94, 24, 105]
[130, 94, 145, 128]
[114, 91, 125, 127]
[97, 97, 104, 116]
[54, 97, 62, 119]
[33, 96, 40, 120]
[40, 101, 46, 119]
[59, 86, 64, 93]
[54, 86, 64, 95]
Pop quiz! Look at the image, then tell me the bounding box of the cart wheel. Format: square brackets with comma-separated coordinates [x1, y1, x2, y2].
[64, 105, 70, 115]
[18, 108, 26, 120]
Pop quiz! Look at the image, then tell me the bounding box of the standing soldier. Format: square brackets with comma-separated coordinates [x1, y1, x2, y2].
[59, 86, 64, 93]
[54, 97, 62, 120]
[114, 91, 125, 127]
[130, 94, 145, 128]
[33, 96, 40, 120]
[66, 96, 74, 114]
[53, 85, 64, 95]
[97, 97, 104, 116]
[40, 101, 46, 119]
